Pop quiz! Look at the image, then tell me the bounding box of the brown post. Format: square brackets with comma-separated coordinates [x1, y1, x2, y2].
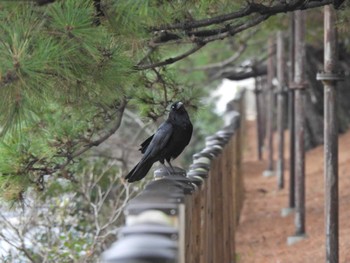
[316, 5, 343, 263]
[254, 77, 263, 161]
[212, 156, 224, 262]
[288, 10, 307, 244]
[221, 141, 232, 263]
[288, 12, 296, 210]
[200, 178, 209, 263]
[206, 167, 213, 263]
[263, 37, 275, 177]
[276, 31, 286, 189]
[260, 77, 268, 148]
[294, 9, 306, 236]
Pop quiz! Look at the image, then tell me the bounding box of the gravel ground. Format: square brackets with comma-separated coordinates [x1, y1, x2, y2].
[236, 121, 350, 263]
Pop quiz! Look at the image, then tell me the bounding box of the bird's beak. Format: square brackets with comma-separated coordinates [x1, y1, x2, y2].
[176, 102, 183, 110]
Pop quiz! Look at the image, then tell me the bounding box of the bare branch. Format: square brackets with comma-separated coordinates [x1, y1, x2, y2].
[202, 14, 270, 44]
[0, 213, 39, 263]
[33, 98, 128, 183]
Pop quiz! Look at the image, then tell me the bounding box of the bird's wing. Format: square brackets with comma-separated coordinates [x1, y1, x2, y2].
[142, 122, 173, 159]
[139, 134, 154, 154]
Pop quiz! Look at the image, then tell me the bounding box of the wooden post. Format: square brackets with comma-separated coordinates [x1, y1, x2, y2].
[316, 5, 343, 263]
[206, 165, 213, 263]
[323, 7, 338, 261]
[288, 12, 296, 209]
[292, 10, 307, 239]
[191, 191, 201, 263]
[228, 135, 237, 262]
[263, 37, 275, 177]
[221, 144, 231, 263]
[276, 31, 286, 190]
[212, 156, 224, 262]
[260, 77, 268, 150]
[287, 10, 307, 245]
[200, 174, 209, 263]
[254, 77, 263, 161]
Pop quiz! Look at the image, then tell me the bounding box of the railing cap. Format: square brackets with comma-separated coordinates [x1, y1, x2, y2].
[144, 179, 189, 195]
[187, 169, 208, 179]
[189, 162, 210, 171]
[154, 167, 186, 177]
[102, 235, 177, 263]
[193, 151, 215, 160]
[118, 223, 178, 239]
[204, 145, 223, 156]
[186, 174, 204, 186]
[125, 210, 175, 226]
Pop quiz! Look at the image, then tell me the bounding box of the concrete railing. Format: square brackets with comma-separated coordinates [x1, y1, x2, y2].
[102, 93, 245, 263]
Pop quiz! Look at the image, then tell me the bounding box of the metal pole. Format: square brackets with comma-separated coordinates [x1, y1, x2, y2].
[293, 10, 306, 237]
[316, 5, 343, 263]
[276, 31, 286, 189]
[263, 37, 275, 177]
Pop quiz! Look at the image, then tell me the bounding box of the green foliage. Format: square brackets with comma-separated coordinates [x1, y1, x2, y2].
[0, 0, 210, 199]
[0, 1, 132, 130]
[0, 0, 134, 199]
[337, 2, 350, 50]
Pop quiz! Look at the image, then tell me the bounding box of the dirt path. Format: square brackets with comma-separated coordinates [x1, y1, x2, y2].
[236, 121, 350, 263]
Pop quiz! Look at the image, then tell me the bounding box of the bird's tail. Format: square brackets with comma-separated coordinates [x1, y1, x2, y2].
[125, 159, 154, 182]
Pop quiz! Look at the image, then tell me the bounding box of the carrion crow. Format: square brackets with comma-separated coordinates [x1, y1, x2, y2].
[125, 101, 193, 182]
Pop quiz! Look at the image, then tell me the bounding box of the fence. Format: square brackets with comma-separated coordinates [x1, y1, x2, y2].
[102, 93, 245, 263]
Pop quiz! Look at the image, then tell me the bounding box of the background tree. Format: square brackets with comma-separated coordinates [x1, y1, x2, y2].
[0, 159, 139, 262]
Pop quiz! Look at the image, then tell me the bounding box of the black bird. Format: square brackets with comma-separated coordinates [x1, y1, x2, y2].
[125, 101, 193, 182]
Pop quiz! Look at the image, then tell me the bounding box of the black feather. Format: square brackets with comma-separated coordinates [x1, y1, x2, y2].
[139, 134, 154, 154]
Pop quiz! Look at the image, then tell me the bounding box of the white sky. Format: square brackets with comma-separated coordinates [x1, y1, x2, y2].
[212, 78, 255, 114]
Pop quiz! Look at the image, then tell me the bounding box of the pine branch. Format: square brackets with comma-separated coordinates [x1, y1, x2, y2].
[137, 15, 266, 70]
[139, 0, 332, 69]
[17, 99, 128, 189]
[61, 99, 127, 162]
[152, 0, 331, 32]
[0, 70, 19, 88]
[135, 44, 205, 70]
[36, 0, 55, 6]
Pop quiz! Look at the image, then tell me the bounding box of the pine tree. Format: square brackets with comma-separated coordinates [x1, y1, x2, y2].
[0, 0, 203, 200]
[0, 0, 345, 201]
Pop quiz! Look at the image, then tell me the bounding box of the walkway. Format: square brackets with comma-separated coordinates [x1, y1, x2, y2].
[236, 121, 350, 263]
